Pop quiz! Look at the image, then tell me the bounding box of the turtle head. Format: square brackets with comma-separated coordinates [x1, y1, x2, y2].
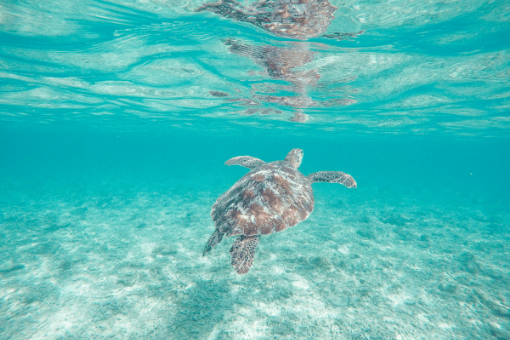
[284, 148, 303, 169]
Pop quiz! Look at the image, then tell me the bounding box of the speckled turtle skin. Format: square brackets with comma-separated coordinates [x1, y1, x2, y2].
[213, 160, 314, 238]
[203, 149, 356, 275]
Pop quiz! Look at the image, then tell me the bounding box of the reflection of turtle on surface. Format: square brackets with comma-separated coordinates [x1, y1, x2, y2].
[203, 148, 356, 274]
[196, 0, 364, 40]
[224, 38, 317, 122]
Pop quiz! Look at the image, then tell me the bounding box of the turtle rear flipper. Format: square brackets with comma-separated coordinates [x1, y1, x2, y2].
[308, 171, 357, 188]
[225, 156, 265, 169]
[203, 229, 225, 256]
[230, 235, 260, 274]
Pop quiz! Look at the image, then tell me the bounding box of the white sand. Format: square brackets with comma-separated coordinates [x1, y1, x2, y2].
[1, 179, 509, 339]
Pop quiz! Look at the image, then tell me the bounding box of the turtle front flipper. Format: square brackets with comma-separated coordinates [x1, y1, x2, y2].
[307, 171, 357, 188]
[203, 229, 225, 256]
[230, 235, 260, 274]
[225, 156, 265, 169]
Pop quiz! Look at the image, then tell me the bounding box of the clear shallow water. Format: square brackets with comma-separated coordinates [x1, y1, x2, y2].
[1, 1, 510, 339]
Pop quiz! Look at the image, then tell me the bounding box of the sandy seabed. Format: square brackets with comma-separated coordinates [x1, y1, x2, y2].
[1, 178, 509, 340]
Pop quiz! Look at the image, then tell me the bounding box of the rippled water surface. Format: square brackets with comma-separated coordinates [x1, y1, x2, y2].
[1, 0, 510, 339]
[1, 0, 509, 133]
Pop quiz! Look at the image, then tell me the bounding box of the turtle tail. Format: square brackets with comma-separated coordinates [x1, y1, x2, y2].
[203, 229, 224, 256]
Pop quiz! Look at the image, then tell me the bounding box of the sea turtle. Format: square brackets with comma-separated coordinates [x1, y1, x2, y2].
[203, 148, 356, 274]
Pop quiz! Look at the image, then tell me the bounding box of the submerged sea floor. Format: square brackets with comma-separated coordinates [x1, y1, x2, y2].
[1, 174, 509, 339]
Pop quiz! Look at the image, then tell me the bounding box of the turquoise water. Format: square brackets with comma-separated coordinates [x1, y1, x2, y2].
[1, 0, 510, 339]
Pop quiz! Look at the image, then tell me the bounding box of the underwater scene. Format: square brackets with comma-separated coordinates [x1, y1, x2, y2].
[1, 0, 510, 339]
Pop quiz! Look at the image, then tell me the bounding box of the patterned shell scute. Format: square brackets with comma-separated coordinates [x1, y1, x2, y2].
[211, 161, 314, 237]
